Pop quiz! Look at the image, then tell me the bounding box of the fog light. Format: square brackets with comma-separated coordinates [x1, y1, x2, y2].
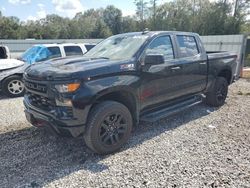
[56, 99, 72, 107]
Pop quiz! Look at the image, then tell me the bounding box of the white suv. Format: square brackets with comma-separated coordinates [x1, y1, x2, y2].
[21, 43, 95, 64]
[0, 43, 95, 97]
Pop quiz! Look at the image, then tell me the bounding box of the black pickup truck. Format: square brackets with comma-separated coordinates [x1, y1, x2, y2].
[23, 31, 237, 154]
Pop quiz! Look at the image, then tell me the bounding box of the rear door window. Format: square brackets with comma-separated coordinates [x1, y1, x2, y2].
[176, 35, 199, 58]
[145, 35, 174, 61]
[47, 47, 62, 59]
[64, 46, 83, 56]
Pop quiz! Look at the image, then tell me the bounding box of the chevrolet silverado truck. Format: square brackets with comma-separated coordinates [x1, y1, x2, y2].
[23, 31, 237, 154]
[0, 43, 95, 97]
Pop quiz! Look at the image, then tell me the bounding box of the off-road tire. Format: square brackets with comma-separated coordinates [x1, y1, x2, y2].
[206, 77, 228, 107]
[84, 101, 133, 154]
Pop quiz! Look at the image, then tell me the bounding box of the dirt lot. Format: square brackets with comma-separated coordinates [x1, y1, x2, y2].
[0, 79, 250, 188]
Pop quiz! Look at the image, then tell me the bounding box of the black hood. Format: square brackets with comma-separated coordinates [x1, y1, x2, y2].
[24, 56, 136, 81]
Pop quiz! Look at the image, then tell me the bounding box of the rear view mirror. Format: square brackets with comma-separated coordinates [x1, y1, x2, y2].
[144, 54, 164, 65]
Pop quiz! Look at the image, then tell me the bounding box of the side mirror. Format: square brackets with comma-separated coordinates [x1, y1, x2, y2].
[144, 54, 165, 65]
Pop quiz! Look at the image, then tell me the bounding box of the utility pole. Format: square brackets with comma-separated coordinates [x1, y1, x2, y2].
[142, 0, 144, 30]
[192, 0, 196, 31]
[135, 0, 148, 30]
[152, 0, 157, 30]
[234, 0, 239, 17]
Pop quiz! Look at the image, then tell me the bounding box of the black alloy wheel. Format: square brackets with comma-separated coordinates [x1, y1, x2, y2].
[99, 113, 128, 146]
[84, 101, 133, 154]
[206, 77, 228, 107]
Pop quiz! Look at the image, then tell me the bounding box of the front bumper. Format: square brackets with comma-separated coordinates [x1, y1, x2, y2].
[23, 95, 89, 137]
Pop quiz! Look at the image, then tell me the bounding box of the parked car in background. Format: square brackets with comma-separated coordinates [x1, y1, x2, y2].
[23, 31, 237, 154]
[0, 45, 10, 60]
[20, 43, 95, 64]
[0, 43, 95, 97]
[0, 45, 10, 59]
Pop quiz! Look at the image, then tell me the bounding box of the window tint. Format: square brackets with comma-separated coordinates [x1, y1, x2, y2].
[145, 36, 174, 60]
[47, 47, 61, 59]
[85, 44, 95, 51]
[177, 35, 199, 57]
[64, 46, 83, 56]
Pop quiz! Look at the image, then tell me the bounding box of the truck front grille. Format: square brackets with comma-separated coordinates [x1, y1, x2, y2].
[26, 92, 74, 119]
[27, 92, 55, 111]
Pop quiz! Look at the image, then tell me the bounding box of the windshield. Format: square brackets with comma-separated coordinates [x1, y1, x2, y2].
[84, 34, 149, 60]
[21, 45, 53, 64]
[22, 46, 42, 61]
[21, 46, 44, 64]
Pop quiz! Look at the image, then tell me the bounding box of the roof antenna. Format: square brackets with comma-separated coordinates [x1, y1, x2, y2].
[142, 28, 150, 34]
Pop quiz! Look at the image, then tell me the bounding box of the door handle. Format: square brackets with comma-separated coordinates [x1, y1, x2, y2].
[171, 66, 181, 70]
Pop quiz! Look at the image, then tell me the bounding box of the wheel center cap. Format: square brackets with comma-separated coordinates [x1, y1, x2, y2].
[110, 123, 116, 131]
[12, 83, 20, 91]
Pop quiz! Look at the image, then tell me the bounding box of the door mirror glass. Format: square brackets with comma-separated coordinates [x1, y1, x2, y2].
[144, 54, 165, 65]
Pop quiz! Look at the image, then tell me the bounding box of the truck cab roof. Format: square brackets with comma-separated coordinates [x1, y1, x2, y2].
[115, 31, 199, 37]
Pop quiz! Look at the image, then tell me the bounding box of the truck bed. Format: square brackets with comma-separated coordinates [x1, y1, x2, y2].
[207, 51, 237, 60]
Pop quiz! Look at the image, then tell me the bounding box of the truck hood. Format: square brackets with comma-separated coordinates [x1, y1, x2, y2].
[24, 56, 136, 80]
[0, 59, 24, 71]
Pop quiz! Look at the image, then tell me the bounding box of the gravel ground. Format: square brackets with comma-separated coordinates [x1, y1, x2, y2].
[0, 79, 250, 188]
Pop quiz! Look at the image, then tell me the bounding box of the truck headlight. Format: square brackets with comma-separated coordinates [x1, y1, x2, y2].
[55, 83, 80, 93]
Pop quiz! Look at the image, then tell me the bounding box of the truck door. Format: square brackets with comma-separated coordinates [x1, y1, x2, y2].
[174, 35, 208, 95]
[140, 35, 186, 110]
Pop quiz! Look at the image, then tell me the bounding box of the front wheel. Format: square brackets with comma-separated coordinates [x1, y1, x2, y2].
[206, 77, 228, 107]
[84, 101, 133, 154]
[2, 75, 25, 98]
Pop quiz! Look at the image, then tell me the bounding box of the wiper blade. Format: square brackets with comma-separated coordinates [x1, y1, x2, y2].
[90, 57, 109, 60]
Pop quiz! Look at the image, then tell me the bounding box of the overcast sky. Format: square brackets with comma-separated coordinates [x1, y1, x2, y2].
[0, 0, 166, 21]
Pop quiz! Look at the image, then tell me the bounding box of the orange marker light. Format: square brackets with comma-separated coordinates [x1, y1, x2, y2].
[68, 83, 80, 92]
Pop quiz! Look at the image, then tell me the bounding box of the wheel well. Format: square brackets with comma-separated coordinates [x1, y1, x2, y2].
[92, 91, 138, 124]
[14, 73, 23, 77]
[1, 73, 23, 85]
[3, 73, 23, 80]
[218, 69, 232, 84]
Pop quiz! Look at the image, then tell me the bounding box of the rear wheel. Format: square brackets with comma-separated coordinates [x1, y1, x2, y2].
[2, 75, 25, 98]
[84, 101, 133, 154]
[206, 77, 228, 107]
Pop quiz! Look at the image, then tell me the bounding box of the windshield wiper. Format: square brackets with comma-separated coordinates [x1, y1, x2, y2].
[90, 56, 110, 60]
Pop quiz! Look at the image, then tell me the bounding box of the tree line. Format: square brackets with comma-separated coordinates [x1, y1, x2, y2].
[0, 0, 249, 39]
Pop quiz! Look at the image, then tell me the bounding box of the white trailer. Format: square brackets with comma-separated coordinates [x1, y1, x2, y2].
[201, 34, 248, 79]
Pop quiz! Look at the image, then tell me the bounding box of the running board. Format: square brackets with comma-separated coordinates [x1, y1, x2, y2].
[140, 96, 203, 122]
